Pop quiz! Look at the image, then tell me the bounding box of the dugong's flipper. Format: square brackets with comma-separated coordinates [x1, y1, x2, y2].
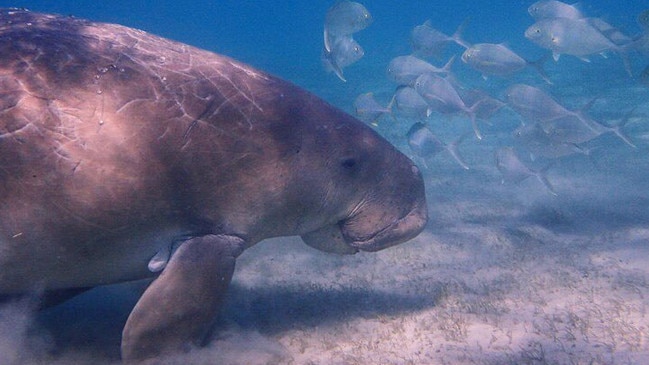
[121, 234, 245, 362]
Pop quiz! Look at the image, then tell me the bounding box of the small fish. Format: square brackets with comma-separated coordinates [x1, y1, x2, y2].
[392, 86, 431, 119]
[414, 73, 484, 139]
[544, 111, 636, 148]
[461, 43, 552, 83]
[525, 17, 632, 75]
[513, 122, 586, 159]
[494, 147, 557, 195]
[413, 73, 467, 115]
[529, 1, 631, 46]
[542, 115, 602, 145]
[407, 122, 470, 170]
[528, 0, 583, 21]
[324, 1, 372, 52]
[322, 35, 364, 82]
[505, 84, 575, 124]
[410, 19, 470, 58]
[506, 84, 635, 147]
[354, 92, 390, 125]
[386, 55, 454, 86]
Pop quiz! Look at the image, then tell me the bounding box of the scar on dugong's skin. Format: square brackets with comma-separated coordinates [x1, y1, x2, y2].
[0, 8, 428, 363]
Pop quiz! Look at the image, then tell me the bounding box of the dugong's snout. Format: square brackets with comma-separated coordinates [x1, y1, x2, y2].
[343, 163, 428, 252]
[347, 190, 428, 252]
[302, 162, 428, 254]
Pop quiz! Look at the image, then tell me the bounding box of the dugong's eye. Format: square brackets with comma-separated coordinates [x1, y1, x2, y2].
[341, 157, 357, 169]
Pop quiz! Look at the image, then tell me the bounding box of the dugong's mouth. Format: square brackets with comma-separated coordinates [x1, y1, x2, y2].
[345, 197, 428, 252]
[301, 198, 428, 254]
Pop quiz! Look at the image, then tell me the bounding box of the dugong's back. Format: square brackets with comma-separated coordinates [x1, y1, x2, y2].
[0, 9, 298, 291]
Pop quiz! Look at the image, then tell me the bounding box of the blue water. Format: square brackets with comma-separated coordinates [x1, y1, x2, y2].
[1, 1, 649, 364]
[4, 1, 647, 109]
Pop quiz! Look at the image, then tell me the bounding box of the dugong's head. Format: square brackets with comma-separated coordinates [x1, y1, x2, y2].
[292, 95, 428, 254]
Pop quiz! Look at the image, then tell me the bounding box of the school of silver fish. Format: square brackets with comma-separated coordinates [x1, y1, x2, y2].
[326, 0, 648, 195]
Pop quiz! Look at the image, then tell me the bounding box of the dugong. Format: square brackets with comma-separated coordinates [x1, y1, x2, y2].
[0, 9, 427, 362]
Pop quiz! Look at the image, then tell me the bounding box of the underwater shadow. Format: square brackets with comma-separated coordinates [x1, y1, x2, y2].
[31, 280, 439, 359]
[220, 283, 440, 335]
[521, 194, 649, 234]
[33, 281, 148, 361]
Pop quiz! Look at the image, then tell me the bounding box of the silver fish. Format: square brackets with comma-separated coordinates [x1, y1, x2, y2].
[544, 111, 636, 147]
[407, 122, 470, 170]
[414, 73, 484, 139]
[392, 86, 431, 119]
[354, 92, 390, 125]
[322, 35, 364, 82]
[513, 123, 586, 159]
[461, 43, 551, 83]
[505, 84, 575, 124]
[386, 55, 454, 86]
[410, 19, 470, 58]
[494, 147, 557, 195]
[528, 1, 628, 45]
[525, 17, 632, 74]
[528, 0, 583, 20]
[542, 115, 601, 144]
[324, 1, 372, 52]
[506, 84, 635, 147]
[413, 73, 466, 114]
